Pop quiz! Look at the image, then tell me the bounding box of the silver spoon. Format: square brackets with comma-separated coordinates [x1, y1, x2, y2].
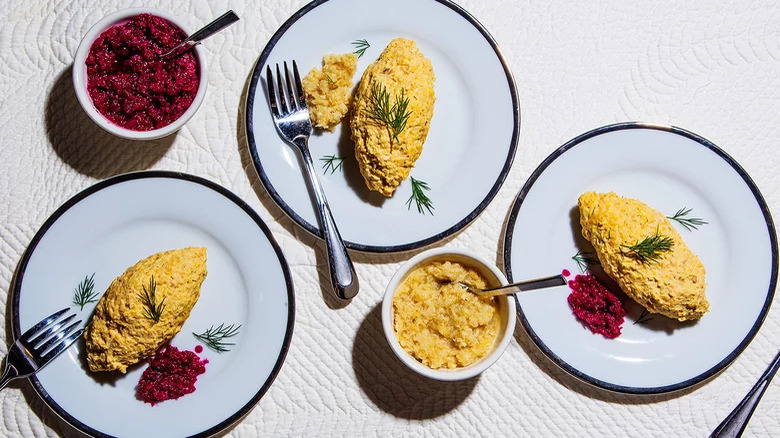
[458, 274, 567, 297]
[160, 10, 240, 60]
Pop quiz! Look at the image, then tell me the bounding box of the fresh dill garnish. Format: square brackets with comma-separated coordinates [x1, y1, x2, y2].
[72, 273, 99, 310]
[325, 74, 335, 85]
[667, 207, 708, 231]
[193, 323, 242, 353]
[634, 308, 654, 325]
[320, 154, 344, 174]
[571, 250, 600, 273]
[365, 81, 412, 144]
[351, 39, 370, 58]
[621, 229, 674, 264]
[138, 275, 165, 323]
[406, 176, 434, 215]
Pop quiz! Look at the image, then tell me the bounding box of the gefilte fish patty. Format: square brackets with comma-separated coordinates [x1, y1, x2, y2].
[84, 247, 207, 373]
[578, 192, 708, 321]
[350, 38, 435, 197]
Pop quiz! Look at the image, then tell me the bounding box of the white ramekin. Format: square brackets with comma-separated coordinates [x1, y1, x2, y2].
[381, 247, 517, 381]
[72, 8, 208, 140]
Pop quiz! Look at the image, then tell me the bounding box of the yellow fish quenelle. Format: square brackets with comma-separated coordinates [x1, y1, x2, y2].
[84, 247, 207, 373]
[578, 192, 708, 321]
[350, 38, 435, 197]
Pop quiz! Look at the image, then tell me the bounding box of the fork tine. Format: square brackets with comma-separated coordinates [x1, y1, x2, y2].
[266, 65, 279, 118]
[39, 327, 84, 365]
[33, 318, 81, 354]
[20, 308, 68, 342]
[292, 60, 306, 109]
[283, 61, 297, 111]
[28, 314, 76, 347]
[276, 64, 288, 114]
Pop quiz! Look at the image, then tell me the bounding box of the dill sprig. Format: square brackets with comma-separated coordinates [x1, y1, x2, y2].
[320, 154, 344, 174]
[351, 39, 370, 58]
[72, 273, 99, 310]
[667, 207, 708, 231]
[621, 229, 674, 264]
[138, 275, 165, 323]
[193, 323, 242, 353]
[571, 250, 600, 273]
[365, 81, 412, 144]
[406, 176, 434, 215]
[634, 308, 654, 325]
[325, 74, 335, 85]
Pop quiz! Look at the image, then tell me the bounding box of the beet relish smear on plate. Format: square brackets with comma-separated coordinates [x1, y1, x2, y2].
[136, 345, 208, 405]
[86, 13, 199, 131]
[567, 273, 626, 339]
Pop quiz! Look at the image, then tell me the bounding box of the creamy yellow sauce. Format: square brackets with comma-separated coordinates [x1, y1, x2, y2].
[393, 261, 500, 369]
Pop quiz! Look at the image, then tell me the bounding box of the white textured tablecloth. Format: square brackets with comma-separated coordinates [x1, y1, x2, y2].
[1, 0, 778, 436]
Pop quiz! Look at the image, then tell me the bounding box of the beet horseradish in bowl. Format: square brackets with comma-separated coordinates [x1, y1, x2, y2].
[382, 248, 517, 381]
[73, 8, 208, 140]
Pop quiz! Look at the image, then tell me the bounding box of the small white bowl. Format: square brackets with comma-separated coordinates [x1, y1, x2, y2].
[72, 8, 208, 140]
[381, 247, 517, 381]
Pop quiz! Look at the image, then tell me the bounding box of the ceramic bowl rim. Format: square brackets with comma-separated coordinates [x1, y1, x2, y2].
[381, 247, 517, 381]
[72, 7, 208, 140]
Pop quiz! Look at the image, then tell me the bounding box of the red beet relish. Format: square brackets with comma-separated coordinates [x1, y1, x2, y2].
[137, 345, 208, 405]
[85, 13, 199, 131]
[567, 274, 626, 339]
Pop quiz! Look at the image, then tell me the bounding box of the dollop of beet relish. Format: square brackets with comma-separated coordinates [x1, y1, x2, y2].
[137, 345, 208, 405]
[86, 13, 199, 131]
[567, 274, 626, 339]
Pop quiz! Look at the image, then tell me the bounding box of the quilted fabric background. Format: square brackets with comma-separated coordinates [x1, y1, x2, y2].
[1, 0, 778, 436]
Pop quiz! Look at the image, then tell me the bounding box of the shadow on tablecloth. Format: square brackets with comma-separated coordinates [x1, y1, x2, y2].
[45, 66, 173, 179]
[352, 304, 477, 419]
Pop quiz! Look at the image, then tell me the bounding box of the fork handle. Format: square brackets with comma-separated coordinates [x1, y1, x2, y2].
[0, 361, 20, 391]
[296, 138, 360, 300]
[710, 350, 780, 438]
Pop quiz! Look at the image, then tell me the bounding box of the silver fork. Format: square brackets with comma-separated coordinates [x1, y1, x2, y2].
[0, 308, 83, 390]
[710, 349, 780, 437]
[266, 61, 359, 300]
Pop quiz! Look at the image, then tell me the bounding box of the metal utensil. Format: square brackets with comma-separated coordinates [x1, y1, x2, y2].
[459, 274, 567, 297]
[710, 349, 780, 438]
[0, 308, 84, 390]
[265, 61, 359, 300]
[160, 10, 240, 60]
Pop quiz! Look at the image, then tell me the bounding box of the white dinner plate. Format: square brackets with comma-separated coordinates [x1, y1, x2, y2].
[245, 0, 519, 252]
[504, 123, 777, 394]
[11, 172, 295, 437]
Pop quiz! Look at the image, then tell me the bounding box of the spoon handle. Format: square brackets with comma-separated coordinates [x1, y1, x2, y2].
[161, 11, 240, 60]
[188, 10, 240, 44]
[475, 274, 567, 297]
